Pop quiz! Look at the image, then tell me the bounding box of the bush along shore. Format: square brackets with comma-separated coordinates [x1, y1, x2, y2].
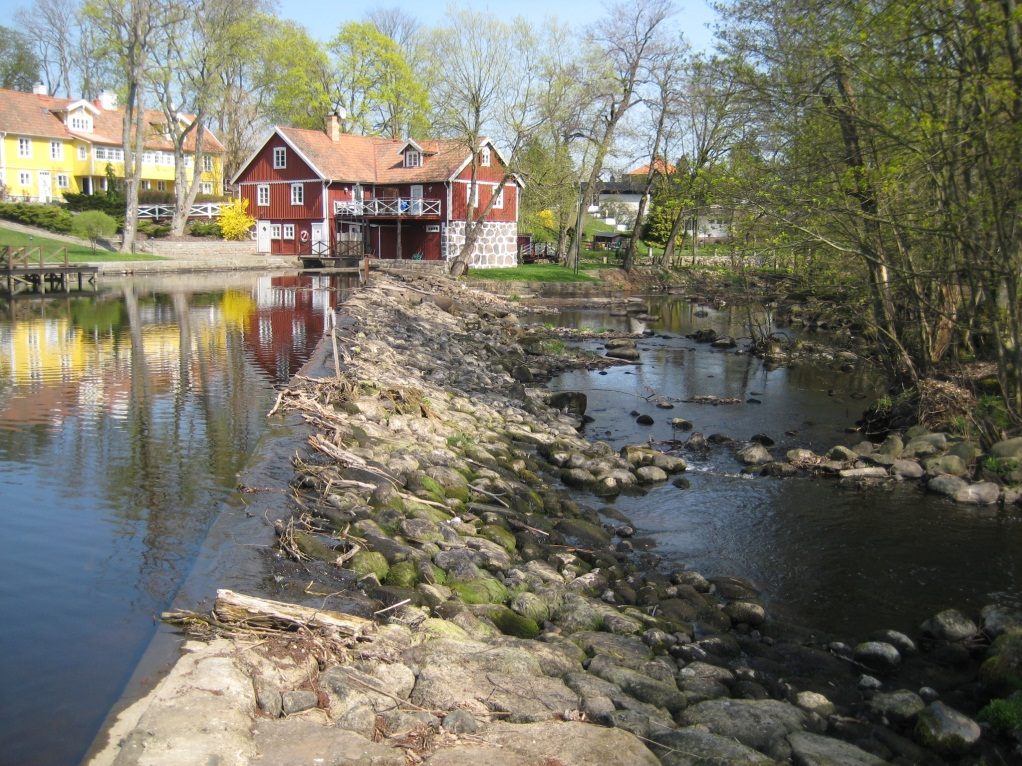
[111, 272, 1022, 766]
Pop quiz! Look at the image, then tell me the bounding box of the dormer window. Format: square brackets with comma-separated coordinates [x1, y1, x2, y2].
[69, 115, 93, 132]
[480, 147, 491, 167]
[404, 150, 421, 168]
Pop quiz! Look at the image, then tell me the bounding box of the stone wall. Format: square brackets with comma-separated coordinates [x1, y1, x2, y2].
[443, 221, 518, 268]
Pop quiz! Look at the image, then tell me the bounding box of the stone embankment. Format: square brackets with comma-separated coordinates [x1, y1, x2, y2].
[94, 273, 1022, 766]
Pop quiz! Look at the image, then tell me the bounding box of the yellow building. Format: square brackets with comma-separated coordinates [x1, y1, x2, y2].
[0, 84, 225, 203]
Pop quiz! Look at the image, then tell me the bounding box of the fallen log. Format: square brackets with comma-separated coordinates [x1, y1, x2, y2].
[211, 589, 375, 638]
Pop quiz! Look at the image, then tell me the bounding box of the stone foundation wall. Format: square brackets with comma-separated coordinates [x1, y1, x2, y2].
[443, 221, 518, 268]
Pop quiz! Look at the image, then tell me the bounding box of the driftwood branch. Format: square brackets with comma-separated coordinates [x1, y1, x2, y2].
[210, 589, 376, 638]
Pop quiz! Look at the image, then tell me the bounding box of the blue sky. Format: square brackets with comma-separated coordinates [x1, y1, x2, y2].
[1, 0, 720, 58]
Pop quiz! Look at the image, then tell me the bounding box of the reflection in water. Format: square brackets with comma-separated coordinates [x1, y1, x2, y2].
[0, 273, 344, 766]
[546, 296, 1022, 640]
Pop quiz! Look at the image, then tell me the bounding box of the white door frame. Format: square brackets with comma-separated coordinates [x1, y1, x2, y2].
[310, 222, 327, 255]
[38, 171, 52, 203]
[256, 220, 272, 253]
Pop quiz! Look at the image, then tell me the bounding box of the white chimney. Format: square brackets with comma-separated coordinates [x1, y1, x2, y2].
[32, 81, 47, 96]
[97, 90, 117, 110]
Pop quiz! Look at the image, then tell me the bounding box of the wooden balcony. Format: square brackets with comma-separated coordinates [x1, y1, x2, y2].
[334, 197, 441, 219]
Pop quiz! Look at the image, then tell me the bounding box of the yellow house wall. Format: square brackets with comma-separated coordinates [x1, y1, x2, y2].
[2, 134, 224, 201]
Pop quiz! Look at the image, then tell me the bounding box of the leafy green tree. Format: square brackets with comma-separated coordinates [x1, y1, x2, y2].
[328, 21, 428, 137]
[72, 210, 118, 253]
[0, 26, 42, 91]
[253, 18, 332, 130]
[718, 0, 1022, 421]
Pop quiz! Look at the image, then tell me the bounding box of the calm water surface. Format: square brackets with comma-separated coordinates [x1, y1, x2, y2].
[0, 273, 343, 766]
[545, 295, 1022, 638]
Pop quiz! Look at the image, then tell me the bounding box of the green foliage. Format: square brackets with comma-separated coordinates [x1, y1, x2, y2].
[62, 189, 126, 217]
[0, 25, 42, 91]
[216, 199, 255, 241]
[0, 202, 74, 234]
[642, 202, 681, 247]
[253, 18, 334, 129]
[71, 210, 117, 251]
[136, 221, 170, 238]
[189, 221, 222, 238]
[979, 691, 1022, 734]
[329, 21, 430, 137]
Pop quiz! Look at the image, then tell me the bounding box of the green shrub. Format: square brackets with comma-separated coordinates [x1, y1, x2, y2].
[137, 221, 171, 238]
[189, 220, 222, 237]
[62, 190, 126, 217]
[0, 202, 74, 233]
[72, 210, 118, 252]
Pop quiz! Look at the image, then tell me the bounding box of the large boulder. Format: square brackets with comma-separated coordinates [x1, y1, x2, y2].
[650, 727, 779, 765]
[679, 699, 811, 761]
[989, 437, 1022, 461]
[787, 731, 887, 766]
[421, 720, 661, 766]
[914, 701, 982, 757]
[920, 609, 979, 642]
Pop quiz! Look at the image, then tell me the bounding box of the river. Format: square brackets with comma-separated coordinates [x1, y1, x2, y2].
[543, 294, 1022, 638]
[0, 272, 349, 766]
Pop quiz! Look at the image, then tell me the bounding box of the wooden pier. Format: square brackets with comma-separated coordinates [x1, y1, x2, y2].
[1, 245, 99, 295]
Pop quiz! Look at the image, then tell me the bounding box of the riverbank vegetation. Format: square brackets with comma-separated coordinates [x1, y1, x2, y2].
[0, 225, 164, 262]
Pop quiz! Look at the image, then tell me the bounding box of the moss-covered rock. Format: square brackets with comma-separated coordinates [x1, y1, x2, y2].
[349, 550, 390, 581]
[554, 518, 612, 547]
[407, 473, 448, 504]
[385, 560, 420, 588]
[471, 604, 541, 639]
[979, 690, 1022, 738]
[418, 618, 472, 641]
[404, 501, 454, 524]
[980, 629, 1022, 696]
[425, 465, 472, 503]
[449, 576, 509, 605]
[511, 591, 550, 625]
[293, 532, 337, 562]
[479, 523, 517, 551]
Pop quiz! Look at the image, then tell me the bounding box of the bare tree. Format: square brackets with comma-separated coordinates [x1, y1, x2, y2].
[567, 0, 676, 269]
[86, 0, 185, 252]
[15, 0, 79, 97]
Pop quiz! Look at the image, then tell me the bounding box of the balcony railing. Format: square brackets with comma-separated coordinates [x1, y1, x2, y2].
[334, 197, 441, 218]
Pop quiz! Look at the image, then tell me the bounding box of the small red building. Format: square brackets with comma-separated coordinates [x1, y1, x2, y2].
[232, 115, 521, 267]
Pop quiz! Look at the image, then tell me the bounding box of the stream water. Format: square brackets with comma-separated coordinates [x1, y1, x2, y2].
[0, 273, 347, 766]
[543, 295, 1022, 638]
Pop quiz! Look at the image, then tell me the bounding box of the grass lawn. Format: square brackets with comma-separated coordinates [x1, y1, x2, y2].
[466, 263, 603, 283]
[0, 226, 166, 262]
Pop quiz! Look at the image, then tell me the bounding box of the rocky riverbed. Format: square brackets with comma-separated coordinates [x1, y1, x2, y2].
[92, 272, 1022, 766]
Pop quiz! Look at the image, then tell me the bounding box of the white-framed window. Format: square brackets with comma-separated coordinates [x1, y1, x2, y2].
[202, 155, 212, 172]
[51, 141, 63, 160]
[57, 174, 69, 188]
[19, 171, 31, 186]
[273, 147, 287, 168]
[467, 183, 478, 207]
[404, 150, 421, 168]
[480, 146, 491, 167]
[18, 138, 31, 158]
[70, 114, 92, 131]
[271, 224, 282, 239]
[492, 185, 504, 209]
[201, 182, 213, 194]
[77, 145, 88, 160]
[95, 147, 124, 162]
[141, 179, 151, 190]
[257, 184, 270, 206]
[290, 183, 304, 205]
[157, 180, 166, 191]
[283, 224, 295, 239]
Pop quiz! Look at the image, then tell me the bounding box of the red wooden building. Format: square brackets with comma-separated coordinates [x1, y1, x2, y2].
[232, 115, 521, 267]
